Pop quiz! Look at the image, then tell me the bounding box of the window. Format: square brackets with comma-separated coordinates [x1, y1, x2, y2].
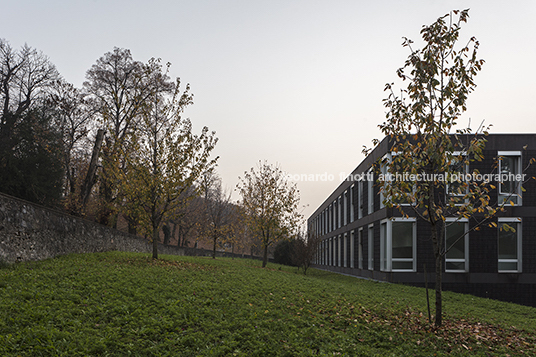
[358, 228, 363, 269]
[337, 197, 342, 229]
[338, 235, 342, 267]
[350, 231, 355, 268]
[380, 218, 416, 272]
[358, 180, 363, 219]
[379, 155, 390, 209]
[383, 152, 413, 206]
[445, 219, 468, 272]
[350, 185, 355, 222]
[343, 192, 348, 226]
[498, 218, 522, 272]
[368, 224, 374, 270]
[380, 221, 388, 271]
[367, 169, 374, 214]
[498, 152, 522, 205]
[343, 233, 348, 267]
[328, 204, 333, 233]
[446, 153, 468, 204]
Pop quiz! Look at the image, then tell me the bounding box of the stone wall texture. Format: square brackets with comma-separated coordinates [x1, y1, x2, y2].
[0, 192, 187, 264]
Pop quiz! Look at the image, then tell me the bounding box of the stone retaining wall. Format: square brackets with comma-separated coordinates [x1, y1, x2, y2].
[0, 192, 185, 263]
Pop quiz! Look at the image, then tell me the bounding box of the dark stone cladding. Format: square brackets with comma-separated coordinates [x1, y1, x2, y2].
[309, 133, 536, 307]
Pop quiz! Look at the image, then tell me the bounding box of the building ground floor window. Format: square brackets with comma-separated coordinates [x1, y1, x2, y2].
[380, 218, 416, 272]
[498, 218, 522, 273]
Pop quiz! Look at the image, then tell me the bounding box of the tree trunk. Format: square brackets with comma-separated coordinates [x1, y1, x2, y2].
[262, 244, 268, 267]
[431, 222, 443, 327]
[213, 236, 217, 259]
[81, 129, 105, 207]
[152, 228, 159, 259]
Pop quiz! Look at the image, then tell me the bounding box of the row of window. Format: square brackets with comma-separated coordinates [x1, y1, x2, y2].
[311, 152, 523, 236]
[315, 218, 522, 273]
[311, 169, 374, 236]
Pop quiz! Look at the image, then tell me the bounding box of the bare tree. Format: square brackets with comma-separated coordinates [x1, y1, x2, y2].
[47, 80, 96, 211]
[1, 39, 59, 161]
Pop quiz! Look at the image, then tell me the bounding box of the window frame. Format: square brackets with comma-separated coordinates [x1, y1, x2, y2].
[498, 217, 522, 273]
[379, 218, 417, 272]
[444, 218, 469, 273]
[367, 224, 374, 270]
[367, 169, 374, 214]
[498, 151, 522, 206]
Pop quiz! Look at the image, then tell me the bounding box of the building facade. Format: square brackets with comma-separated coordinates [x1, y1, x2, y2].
[308, 134, 536, 306]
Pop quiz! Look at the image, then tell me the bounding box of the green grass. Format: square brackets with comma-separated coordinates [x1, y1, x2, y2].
[0, 252, 535, 356]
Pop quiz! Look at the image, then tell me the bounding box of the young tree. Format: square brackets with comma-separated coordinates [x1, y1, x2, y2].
[115, 59, 218, 259]
[292, 230, 320, 275]
[236, 162, 302, 267]
[365, 10, 507, 327]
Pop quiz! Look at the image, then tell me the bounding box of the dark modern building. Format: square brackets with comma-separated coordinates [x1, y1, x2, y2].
[308, 134, 536, 306]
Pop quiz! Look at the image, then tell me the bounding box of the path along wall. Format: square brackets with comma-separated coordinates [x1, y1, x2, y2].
[0, 192, 185, 264]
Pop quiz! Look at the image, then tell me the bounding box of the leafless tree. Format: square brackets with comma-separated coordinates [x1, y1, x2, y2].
[1, 39, 59, 159]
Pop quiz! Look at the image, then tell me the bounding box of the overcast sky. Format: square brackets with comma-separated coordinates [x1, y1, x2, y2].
[2, 0, 535, 218]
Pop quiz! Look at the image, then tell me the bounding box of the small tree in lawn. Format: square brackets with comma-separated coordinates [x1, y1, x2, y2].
[364, 9, 505, 327]
[292, 229, 320, 275]
[236, 162, 302, 268]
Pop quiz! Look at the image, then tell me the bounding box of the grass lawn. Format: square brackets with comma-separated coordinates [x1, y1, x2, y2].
[0, 251, 535, 356]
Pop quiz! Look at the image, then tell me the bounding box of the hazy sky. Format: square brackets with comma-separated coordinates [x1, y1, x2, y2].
[2, 0, 535, 218]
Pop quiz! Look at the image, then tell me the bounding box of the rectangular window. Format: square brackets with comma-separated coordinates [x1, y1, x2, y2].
[380, 221, 388, 271]
[338, 235, 342, 267]
[343, 192, 348, 226]
[445, 219, 468, 272]
[333, 197, 341, 230]
[379, 218, 416, 272]
[380, 155, 389, 209]
[498, 152, 522, 205]
[358, 180, 363, 219]
[350, 231, 355, 268]
[328, 204, 333, 232]
[368, 224, 374, 270]
[446, 154, 467, 198]
[367, 169, 374, 214]
[343, 233, 347, 267]
[323, 209, 327, 235]
[386, 152, 413, 206]
[350, 185, 355, 222]
[498, 218, 522, 272]
[358, 228, 363, 269]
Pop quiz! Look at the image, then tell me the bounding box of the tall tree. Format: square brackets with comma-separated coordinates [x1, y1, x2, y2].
[83, 48, 157, 225]
[0, 39, 63, 205]
[236, 162, 302, 267]
[115, 59, 218, 259]
[48, 79, 95, 211]
[365, 10, 509, 327]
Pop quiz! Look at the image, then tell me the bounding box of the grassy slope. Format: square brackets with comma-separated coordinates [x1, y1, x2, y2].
[0, 252, 535, 356]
